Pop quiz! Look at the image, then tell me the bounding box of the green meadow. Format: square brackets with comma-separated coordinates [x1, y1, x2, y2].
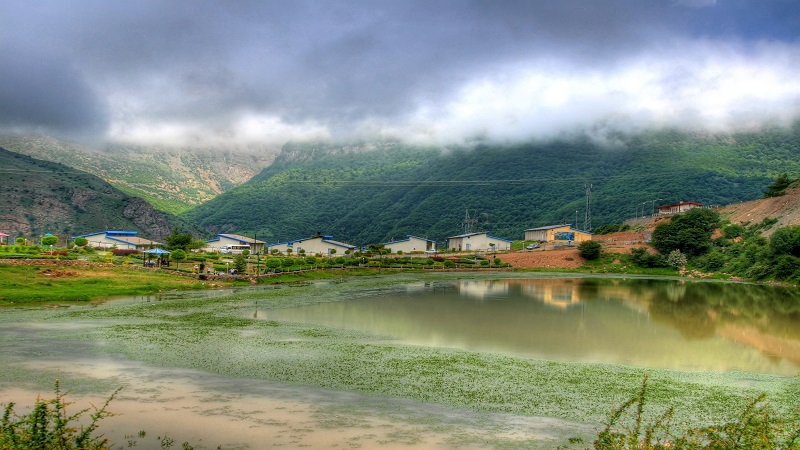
[0, 263, 217, 305]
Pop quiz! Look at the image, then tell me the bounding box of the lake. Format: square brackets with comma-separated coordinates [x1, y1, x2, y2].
[259, 277, 800, 375]
[1, 274, 798, 449]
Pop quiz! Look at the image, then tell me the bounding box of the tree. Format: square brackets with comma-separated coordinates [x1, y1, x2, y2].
[578, 240, 602, 260]
[73, 237, 88, 247]
[233, 254, 247, 273]
[171, 249, 187, 269]
[15, 237, 25, 245]
[770, 225, 800, 258]
[41, 235, 58, 246]
[651, 208, 720, 256]
[164, 228, 194, 251]
[764, 173, 793, 198]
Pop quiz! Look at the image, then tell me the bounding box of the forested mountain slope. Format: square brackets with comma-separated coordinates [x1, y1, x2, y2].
[182, 126, 800, 246]
[0, 134, 277, 214]
[0, 147, 200, 240]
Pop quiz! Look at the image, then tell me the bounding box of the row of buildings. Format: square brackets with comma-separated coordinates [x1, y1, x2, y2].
[71, 223, 595, 256]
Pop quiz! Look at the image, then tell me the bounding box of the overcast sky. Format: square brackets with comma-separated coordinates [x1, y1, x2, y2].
[2, 0, 800, 147]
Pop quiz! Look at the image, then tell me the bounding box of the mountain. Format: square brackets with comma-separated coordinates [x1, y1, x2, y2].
[0, 134, 278, 214]
[181, 126, 800, 246]
[0, 147, 200, 241]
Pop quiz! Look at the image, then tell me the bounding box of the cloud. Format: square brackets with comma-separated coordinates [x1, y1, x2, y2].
[1, 1, 799, 147]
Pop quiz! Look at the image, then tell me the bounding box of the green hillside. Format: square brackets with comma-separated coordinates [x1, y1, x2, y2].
[0, 147, 200, 241]
[182, 126, 800, 246]
[0, 134, 276, 214]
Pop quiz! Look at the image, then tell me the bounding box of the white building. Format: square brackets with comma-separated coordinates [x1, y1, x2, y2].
[72, 230, 161, 250]
[446, 232, 512, 252]
[383, 235, 436, 254]
[269, 233, 356, 256]
[203, 234, 266, 254]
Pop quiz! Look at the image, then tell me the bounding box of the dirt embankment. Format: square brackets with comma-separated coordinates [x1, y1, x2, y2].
[717, 185, 800, 235]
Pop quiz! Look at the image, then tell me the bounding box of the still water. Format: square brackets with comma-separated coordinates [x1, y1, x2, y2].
[261, 278, 800, 375]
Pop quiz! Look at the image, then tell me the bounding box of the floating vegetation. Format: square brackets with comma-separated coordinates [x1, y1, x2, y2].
[1, 272, 798, 439]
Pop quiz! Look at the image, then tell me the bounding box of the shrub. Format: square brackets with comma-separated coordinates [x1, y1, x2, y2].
[629, 247, 668, 268]
[111, 249, 139, 257]
[578, 240, 602, 260]
[73, 237, 88, 247]
[0, 381, 119, 450]
[773, 254, 800, 280]
[667, 249, 687, 268]
[695, 250, 726, 271]
[480, 259, 489, 266]
[595, 376, 800, 449]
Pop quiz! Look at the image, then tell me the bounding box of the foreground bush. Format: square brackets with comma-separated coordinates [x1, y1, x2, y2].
[593, 376, 800, 449]
[0, 381, 119, 449]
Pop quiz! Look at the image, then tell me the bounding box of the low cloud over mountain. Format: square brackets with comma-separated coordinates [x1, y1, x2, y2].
[2, 0, 800, 147]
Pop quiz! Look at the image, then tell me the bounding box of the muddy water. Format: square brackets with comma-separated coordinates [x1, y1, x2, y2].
[0, 320, 589, 449]
[0, 360, 585, 449]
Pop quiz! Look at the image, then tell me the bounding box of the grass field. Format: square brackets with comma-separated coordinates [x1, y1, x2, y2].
[0, 263, 221, 305]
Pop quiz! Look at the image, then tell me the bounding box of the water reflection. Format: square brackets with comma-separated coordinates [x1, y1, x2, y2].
[259, 278, 800, 375]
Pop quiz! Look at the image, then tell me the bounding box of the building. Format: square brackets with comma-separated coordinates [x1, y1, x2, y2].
[72, 230, 162, 250]
[383, 235, 436, 254]
[446, 232, 512, 252]
[204, 234, 266, 254]
[524, 224, 593, 244]
[0, 232, 8, 245]
[270, 233, 356, 256]
[657, 201, 703, 215]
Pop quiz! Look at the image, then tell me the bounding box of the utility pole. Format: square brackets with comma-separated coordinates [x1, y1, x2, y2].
[584, 183, 592, 231]
[462, 209, 478, 234]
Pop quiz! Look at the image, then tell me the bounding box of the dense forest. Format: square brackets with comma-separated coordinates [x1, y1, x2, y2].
[182, 125, 800, 246]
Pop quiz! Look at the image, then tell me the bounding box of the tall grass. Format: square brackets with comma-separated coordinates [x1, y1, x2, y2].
[0, 380, 118, 450]
[594, 376, 800, 449]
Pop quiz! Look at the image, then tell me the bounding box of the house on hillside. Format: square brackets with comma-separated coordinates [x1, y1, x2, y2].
[447, 232, 512, 252]
[657, 201, 703, 215]
[72, 230, 162, 250]
[270, 233, 356, 256]
[524, 224, 592, 244]
[383, 235, 436, 254]
[204, 234, 266, 254]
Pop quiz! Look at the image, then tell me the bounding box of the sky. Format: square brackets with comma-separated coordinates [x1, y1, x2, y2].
[2, 0, 800, 148]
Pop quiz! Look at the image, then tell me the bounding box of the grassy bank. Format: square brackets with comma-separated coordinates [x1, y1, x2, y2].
[0, 262, 223, 305]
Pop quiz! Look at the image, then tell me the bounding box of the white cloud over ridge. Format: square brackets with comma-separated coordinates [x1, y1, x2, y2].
[3, 1, 800, 148]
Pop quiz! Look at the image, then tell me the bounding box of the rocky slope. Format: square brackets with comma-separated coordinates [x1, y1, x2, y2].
[0, 147, 199, 240]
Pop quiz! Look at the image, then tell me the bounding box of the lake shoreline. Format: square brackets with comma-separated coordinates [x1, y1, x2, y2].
[1, 272, 798, 448]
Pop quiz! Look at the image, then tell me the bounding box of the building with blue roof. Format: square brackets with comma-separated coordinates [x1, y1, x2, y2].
[71, 230, 161, 250]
